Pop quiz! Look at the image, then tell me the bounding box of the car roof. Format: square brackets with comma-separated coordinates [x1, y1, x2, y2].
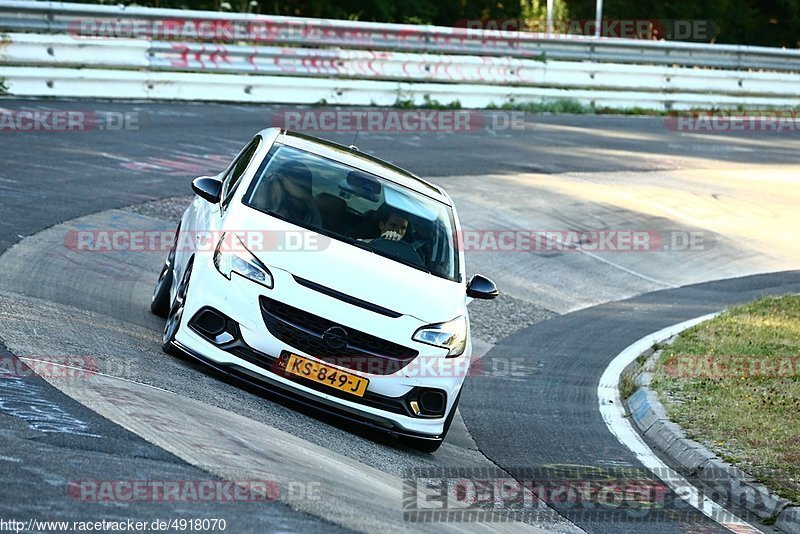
[255, 128, 451, 205]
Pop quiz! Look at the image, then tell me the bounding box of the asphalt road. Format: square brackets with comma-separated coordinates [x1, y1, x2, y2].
[3, 98, 800, 257]
[0, 340, 343, 532]
[1, 98, 799, 532]
[463, 270, 800, 533]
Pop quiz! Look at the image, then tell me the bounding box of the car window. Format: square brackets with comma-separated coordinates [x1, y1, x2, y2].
[221, 138, 260, 209]
[243, 144, 459, 282]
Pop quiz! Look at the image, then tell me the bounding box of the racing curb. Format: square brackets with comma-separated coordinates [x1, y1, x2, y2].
[622, 338, 800, 533]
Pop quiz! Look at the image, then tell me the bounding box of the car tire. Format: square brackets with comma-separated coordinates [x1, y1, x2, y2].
[406, 389, 461, 453]
[162, 259, 192, 357]
[151, 226, 179, 317]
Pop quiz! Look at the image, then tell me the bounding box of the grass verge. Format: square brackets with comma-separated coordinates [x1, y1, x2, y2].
[320, 96, 800, 117]
[393, 95, 463, 109]
[487, 98, 596, 114]
[651, 295, 800, 503]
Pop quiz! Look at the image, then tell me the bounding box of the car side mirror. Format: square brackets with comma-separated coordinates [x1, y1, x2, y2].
[192, 176, 223, 204]
[466, 274, 498, 300]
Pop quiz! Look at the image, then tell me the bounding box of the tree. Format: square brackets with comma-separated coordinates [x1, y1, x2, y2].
[70, 0, 800, 47]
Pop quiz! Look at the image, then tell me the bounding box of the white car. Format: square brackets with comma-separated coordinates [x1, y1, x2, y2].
[151, 128, 498, 451]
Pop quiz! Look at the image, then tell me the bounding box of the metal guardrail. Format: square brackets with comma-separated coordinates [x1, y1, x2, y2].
[1, 1, 799, 109]
[5, 66, 799, 110]
[1, 0, 800, 72]
[3, 33, 800, 98]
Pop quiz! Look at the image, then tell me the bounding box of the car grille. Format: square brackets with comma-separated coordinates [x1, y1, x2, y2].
[259, 295, 418, 375]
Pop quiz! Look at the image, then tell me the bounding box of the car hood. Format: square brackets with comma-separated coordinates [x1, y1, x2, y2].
[229, 214, 465, 324]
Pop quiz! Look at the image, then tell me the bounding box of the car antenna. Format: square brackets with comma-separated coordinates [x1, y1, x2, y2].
[349, 130, 360, 151]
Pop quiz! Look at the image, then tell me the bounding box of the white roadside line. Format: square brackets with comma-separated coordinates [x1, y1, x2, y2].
[597, 312, 764, 534]
[576, 247, 677, 288]
[549, 231, 678, 288]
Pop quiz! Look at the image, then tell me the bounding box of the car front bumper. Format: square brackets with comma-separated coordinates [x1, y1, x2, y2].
[172, 258, 470, 437]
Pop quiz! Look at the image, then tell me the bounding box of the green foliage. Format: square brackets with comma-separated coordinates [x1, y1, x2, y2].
[619, 368, 638, 400]
[520, 0, 569, 26]
[493, 98, 592, 114]
[393, 96, 416, 109]
[421, 95, 462, 109]
[594, 106, 667, 116]
[568, 0, 800, 47]
[392, 95, 462, 109]
[484, 102, 800, 116]
[651, 295, 800, 503]
[70, 0, 800, 48]
[0, 77, 7, 95]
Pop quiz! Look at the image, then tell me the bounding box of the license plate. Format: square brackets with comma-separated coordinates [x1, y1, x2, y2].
[284, 354, 368, 397]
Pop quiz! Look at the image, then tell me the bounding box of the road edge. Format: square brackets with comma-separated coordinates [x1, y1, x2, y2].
[621, 318, 800, 534]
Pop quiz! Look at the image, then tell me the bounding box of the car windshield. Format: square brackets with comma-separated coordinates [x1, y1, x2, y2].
[243, 143, 459, 282]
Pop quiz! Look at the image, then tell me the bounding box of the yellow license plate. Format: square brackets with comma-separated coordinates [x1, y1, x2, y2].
[285, 354, 369, 397]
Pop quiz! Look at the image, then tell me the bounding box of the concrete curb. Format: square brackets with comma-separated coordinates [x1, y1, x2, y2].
[624, 338, 799, 533]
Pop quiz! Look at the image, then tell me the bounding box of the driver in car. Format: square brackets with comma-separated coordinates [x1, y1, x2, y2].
[360, 210, 409, 243]
[376, 212, 409, 241]
[364, 210, 424, 266]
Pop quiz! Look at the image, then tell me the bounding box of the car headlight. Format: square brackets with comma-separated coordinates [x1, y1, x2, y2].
[213, 232, 274, 288]
[413, 315, 467, 357]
